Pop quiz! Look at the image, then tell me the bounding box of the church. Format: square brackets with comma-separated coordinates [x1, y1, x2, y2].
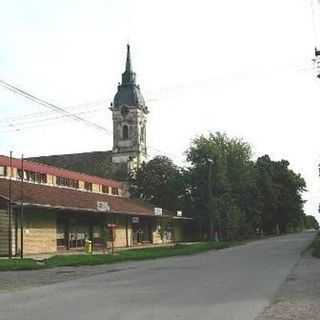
[30, 44, 149, 180]
[0, 46, 190, 257]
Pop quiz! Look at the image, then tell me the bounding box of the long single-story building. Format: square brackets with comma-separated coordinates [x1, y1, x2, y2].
[0, 155, 189, 256]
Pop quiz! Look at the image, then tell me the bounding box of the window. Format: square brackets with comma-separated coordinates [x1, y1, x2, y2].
[84, 182, 92, 191]
[56, 176, 79, 189]
[26, 171, 36, 182]
[0, 166, 6, 176]
[102, 185, 109, 194]
[140, 126, 145, 142]
[36, 173, 47, 184]
[112, 187, 119, 195]
[122, 125, 129, 140]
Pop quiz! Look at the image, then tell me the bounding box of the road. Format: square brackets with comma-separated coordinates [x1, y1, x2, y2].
[0, 232, 315, 320]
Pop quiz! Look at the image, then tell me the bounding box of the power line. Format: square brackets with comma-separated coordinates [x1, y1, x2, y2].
[0, 79, 179, 160]
[0, 107, 106, 133]
[0, 79, 112, 135]
[0, 98, 107, 124]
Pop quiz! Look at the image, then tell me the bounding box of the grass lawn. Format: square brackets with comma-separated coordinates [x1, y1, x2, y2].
[310, 232, 320, 258]
[0, 241, 242, 271]
[0, 258, 44, 271]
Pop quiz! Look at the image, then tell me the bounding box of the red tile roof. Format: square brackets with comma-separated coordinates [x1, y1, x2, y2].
[0, 178, 172, 217]
[0, 155, 121, 188]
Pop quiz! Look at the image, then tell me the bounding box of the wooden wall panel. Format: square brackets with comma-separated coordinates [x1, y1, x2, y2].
[23, 211, 57, 255]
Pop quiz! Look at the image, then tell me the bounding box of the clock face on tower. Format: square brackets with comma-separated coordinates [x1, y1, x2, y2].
[121, 105, 129, 117]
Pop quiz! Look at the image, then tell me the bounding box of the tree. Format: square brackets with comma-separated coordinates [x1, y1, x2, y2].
[255, 156, 306, 234]
[303, 215, 319, 230]
[186, 132, 253, 240]
[129, 156, 186, 211]
[129, 132, 307, 242]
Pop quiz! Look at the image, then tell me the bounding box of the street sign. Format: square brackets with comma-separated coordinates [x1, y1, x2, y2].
[107, 224, 117, 228]
[177, 210, 182, 217]
[154, 207, 162, 216]
[97, 201, 110, 212]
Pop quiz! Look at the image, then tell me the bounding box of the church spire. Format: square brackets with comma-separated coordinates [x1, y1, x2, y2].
[122, 43, 136, 85]
[125, 44, 132, 73]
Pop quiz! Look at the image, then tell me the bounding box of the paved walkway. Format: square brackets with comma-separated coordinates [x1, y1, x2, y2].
[0, 232, 315, 320]
[256, 245, 320, 320]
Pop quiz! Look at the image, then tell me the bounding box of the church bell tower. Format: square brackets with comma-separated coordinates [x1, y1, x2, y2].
[110, 45, 149, 170]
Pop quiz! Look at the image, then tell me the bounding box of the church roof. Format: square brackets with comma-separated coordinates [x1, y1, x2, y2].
[28, 151, 126, 180]
[0, 154, 120, 187]
[113, 44, 146, 108]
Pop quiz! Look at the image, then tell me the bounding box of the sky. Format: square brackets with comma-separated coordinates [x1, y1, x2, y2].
[0, 0, 319, 219]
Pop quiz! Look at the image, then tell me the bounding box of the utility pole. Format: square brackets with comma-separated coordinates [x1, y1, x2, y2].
[8, 151, 13, 258]
[20, 154, 24, 259]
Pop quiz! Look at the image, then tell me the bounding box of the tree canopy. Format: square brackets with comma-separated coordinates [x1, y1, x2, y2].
[129, 132, 309, 240]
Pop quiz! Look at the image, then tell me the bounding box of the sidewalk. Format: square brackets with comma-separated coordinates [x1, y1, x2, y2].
[256, 251, 320, 320]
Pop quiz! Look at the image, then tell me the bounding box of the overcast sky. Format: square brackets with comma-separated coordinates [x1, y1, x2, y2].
[0, 0, 319, 219]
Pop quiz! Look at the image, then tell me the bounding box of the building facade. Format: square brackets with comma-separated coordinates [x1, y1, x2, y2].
[0, 156, 187, 256]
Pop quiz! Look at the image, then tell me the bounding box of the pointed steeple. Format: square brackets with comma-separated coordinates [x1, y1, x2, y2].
[122, 43, 136, 85]
[113, 44, 146, 108]
[125, 44, 132, 73]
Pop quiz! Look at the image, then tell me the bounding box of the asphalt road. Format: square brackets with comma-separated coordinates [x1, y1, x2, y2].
[0, 232, 315, 320]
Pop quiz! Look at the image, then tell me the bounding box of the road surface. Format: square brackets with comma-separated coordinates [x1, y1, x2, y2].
[0, 232, 315, 320]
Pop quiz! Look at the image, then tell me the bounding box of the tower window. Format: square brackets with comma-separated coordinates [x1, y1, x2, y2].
[122, 125, 129, 140]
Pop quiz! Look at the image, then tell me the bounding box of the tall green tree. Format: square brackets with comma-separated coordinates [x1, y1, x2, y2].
[255, 156, 306, 234]
[186, 132, 253, 240]
[129, 156, 186, 211]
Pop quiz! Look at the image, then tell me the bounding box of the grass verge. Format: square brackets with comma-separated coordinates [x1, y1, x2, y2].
[0, 241, 242, 271]
[0, 258, 43, 271]
[310, 232, 320, 258]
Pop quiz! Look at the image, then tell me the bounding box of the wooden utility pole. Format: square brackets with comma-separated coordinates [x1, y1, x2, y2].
[20, 154, 24, 259]
[8, 151, 13, 258]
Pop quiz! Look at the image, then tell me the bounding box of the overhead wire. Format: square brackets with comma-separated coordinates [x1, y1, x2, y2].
[0, 79, 112, 135]
[0, 98, 107, 124]
[1, 62, 312, 161]
[0, 79, 179, 160]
